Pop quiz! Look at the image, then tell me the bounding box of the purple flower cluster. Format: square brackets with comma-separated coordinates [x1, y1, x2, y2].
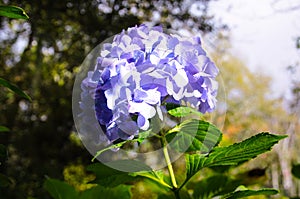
[81, 24, 219, 142]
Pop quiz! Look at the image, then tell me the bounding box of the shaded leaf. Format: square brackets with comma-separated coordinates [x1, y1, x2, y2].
[43, 178, 78, 199]
[79, 185, 131, 199]
[0, 144, 7, 163]
[105, 159, 152, 172]
[166, 119, 222, 153]
[166, 103, 180, 111]
[0, 5, 29, 19]
[86, 163, 135, 187]
[192, 175, 240, 199]
[0, 126, 9, 132]
[0, 78, 32, 101]
[168, 106, 202, 118]
[222, 188, 278, 199]
[157, 193, 176, 199]
[157, 189, 191, 199]
[292, 164, 300, 179]
[0, 173, 12, 187]
[185, 133, 286, 182]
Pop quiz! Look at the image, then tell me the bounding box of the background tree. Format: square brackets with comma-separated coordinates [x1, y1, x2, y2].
[210, 36, 299, 198]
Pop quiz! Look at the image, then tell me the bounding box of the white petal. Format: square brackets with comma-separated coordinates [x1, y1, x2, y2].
[128, 101, 156, 119]
[140, 119, 150, 130]
[173, 69, 189, 87]
[156, 106, 163, 121]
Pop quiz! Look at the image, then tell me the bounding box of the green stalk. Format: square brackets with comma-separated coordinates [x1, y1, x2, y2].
[161, 136, 178, 189]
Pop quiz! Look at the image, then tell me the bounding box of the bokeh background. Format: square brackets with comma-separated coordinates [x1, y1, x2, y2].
[0, 0, 299, 198]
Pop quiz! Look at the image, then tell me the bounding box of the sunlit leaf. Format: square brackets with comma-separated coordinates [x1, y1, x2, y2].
[168, 106, 202, 118]
[222, 188, 278, 199]
[166, 119, 222, 153]
[185, 133, 286, 182]
[0, 5, 29, 19]
[43, 178, 78, 199]
[0, 78, 32, 101]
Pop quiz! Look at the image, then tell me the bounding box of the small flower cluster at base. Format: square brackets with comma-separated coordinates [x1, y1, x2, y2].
[80, 24, 219, 143]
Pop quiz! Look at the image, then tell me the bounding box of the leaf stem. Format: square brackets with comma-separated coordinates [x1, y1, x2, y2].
[161, 136, 178, 189]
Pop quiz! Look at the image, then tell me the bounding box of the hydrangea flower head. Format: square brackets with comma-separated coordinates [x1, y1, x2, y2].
[80, 24, 219, 143]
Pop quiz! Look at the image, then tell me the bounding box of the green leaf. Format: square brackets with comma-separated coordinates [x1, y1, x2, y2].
[0, 5, 29, 19]
[185, 154, 206, 181]
[192, 175, 241, 199]
[105, 159, 152, 172]
[185, 133, 286, 182]
[0, 126, 9, 132]
[202, 133, 287, 167]
[92, 138, 147, 162]
[157, 189, 191, 199]
[222, 188, 278, 199]
[86, 163, 135, 187]
[292, 164, 300, 179]
[0, 173, 12, 187]
[0, 144, 7, 163]
[91, 140, 130, 162]
[166, 119, 222, 153]
[137, 129, 152, 143]
[79, 185, 132, 199]
[0, 78, 32, 101]
[131, 170, 172, 189]
[43, 178, 78, 199]
[168, 106, 202, 118]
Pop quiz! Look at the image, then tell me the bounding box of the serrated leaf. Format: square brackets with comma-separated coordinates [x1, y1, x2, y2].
[43, 178, 78, 199]
[0, 126, 9, 132]
[0, 78, 32, 101]
[168, 106, 202, 118]
[0, 5, 29, 19]
[79, 185, 131, 199]
[292, 164, 300, 179]
[222, 188, 278, 199]
[86, 163, 135, 187]
[185, 133, 286, 183]
[166, 119, 222, 153]
[192, 175, 240, 199]
[203, 133, 287, 167]
[185, 154, 207, 181]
